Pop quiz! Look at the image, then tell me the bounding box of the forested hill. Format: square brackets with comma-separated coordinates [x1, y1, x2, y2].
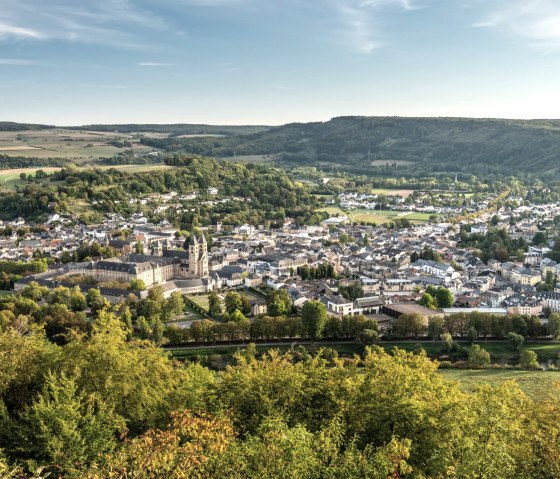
[146, 116, 560, 181]
[0, 122, 54, 131]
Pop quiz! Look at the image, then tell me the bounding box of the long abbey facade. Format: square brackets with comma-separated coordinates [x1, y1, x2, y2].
[67, 235, 210, 288]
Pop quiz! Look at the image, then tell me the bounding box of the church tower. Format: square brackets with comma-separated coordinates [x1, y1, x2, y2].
[188, 234, 209, 277]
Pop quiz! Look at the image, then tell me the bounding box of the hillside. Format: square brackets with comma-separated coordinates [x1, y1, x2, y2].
[145, 116, 560, 181]
[65, 123, 270, 136]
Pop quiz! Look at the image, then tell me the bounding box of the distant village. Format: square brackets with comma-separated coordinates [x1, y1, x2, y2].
[4, 185, 560, 332]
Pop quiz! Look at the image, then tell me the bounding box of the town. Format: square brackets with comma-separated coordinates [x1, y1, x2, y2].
[4, 180, 560, 346]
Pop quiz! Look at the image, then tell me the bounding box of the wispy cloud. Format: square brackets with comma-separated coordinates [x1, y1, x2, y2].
[0, 21, 45, 39]
[472, 0, 560, 52]
[138, 62, 172, 66]
[0, 58, 41, 65]
[0, 0, 166, 48]
[329, 0, 418, 54]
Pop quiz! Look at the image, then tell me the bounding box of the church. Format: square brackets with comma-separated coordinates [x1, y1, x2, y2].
[67, 234, 212, 289]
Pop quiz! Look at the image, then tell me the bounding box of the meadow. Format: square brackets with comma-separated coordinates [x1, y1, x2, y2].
[440, 369, 560, 399]
[0, 128, 154, 161]
[316, 206, 440, 224]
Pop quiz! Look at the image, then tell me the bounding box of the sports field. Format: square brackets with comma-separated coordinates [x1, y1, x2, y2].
[316, 206, 441, 223]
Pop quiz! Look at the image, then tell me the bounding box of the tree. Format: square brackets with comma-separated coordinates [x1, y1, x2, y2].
[229, 309, 248, 323]
[20, 281, 49, 301]
[164, 292, 185, 319]
[137, 316, 151, 340]
[69, 285, 87, 312]
[301, 301, 327, 340]
[225, 292, 243, 314]
[467, 326, 478, 343]
[151, 317, 165, 343]
[419, 293, 437, 310]
[440, 332, 454, 353]
[507, 332, 524, 351]
[548, 313, 560, 340]
[268, 289, 293, 314]
[208, 292, 223, 318]
[467, 344, 490, 368]
[19, 371, 121, 474]
[519, 349, 540, 370]
[427, 316, 445, 339]
[533, 231, 547, 246]
[435, 286, 454, 308]
[240, 294, 252, 315]
[129, 278, 147, 291]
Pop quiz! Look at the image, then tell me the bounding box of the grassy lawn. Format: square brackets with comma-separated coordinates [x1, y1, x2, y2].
[188, 295, 211, 312]
[370, 188, 415, 197]
[0, 290, 14, 297]
[316, 206, 346, 216]
[380, 340, 560, 363]
[440, 369, 560, 399]
[348, 209, 441, 224]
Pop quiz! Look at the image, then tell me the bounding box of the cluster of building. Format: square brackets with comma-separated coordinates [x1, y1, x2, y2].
[4, 194, 560, 329]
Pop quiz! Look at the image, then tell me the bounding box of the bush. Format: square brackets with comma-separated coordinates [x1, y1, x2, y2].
[467, 345, 491, 369]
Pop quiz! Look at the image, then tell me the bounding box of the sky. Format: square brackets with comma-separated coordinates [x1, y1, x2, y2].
[1, 0, 560, 125]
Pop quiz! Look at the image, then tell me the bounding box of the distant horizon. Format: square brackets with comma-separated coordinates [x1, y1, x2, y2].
[4, 114, 560, 128]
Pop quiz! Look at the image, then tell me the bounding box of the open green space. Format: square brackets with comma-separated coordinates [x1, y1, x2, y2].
[440, 369, 560, 399]
[315, 206, 442, 224]
[188, 294, 211, 312]
[348, 209, 441, 224]
[0, 128, 154, 161]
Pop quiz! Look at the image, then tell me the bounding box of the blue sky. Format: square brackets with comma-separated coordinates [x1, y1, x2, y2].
[1, 0, 560, 125]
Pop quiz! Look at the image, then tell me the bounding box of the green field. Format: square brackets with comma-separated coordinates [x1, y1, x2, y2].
[316, 206, 441, 224]
[348, 209, 441, 224]
[0, 128, 154, 161]
[440, 369, 560, 399]
[189, 294, 211, 312]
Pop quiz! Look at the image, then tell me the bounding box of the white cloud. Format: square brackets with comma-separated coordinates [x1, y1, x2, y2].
[472, 0, 560, 52]
[329, 0, 416, 54]
[0, 58, 40, 65]
[0, 22, 45, 39]
[138, 62, 172, 66]
[0, 0, 165, 48]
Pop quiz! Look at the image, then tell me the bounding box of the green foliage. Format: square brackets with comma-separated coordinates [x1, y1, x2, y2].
[508, 332, 525, 351]
[4, 283, 560, 477]
[418, 292, 437, 309]
[18, 371, 121, 475]
[301, 301, 327, 340]
[519, 349, 540, 370]
[128, 278, 146, 291]
[208, 292, 223, 318]
[339, 282, 364, 301]
[435, 286, 454, 308]
[467, 344, 491, 368]
[225, 292, 243, 314]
